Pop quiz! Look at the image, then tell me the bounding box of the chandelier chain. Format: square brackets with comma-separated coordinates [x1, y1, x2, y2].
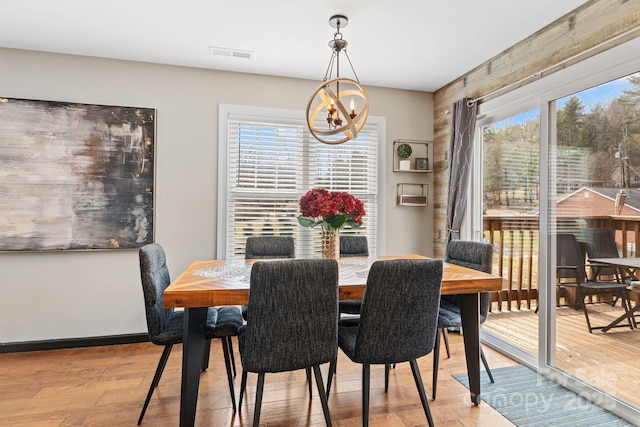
[343, 51, 360, 83]
[323, 51, 337, 82]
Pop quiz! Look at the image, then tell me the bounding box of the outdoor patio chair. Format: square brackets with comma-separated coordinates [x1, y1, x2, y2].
[556, 233, 634, 333]
[580, 227, 625, 283]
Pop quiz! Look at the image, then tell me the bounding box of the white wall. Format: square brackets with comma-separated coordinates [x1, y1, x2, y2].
[0, 48, 433, 343]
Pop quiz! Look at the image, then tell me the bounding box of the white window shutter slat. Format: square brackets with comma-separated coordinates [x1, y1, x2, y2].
[224, 111, 379, 259]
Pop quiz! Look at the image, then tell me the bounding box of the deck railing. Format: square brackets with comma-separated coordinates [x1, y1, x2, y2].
[482, 215, 640, 311]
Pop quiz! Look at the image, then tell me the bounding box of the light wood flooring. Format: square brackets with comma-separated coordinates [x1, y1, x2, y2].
[0, 333, 518, 427]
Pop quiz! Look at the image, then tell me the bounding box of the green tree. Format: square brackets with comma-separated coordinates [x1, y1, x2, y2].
[582, 103, 620, 186]
[557, 96, 586, 147]
[615, 74, 640, 187]
[482, 126, 503, 206]
[619, 74, 640, 105]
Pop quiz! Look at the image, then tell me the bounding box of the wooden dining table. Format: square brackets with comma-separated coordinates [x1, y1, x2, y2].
[164, 254, 503, 426]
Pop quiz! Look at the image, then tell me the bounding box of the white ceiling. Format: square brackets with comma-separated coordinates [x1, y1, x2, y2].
[1, 0, 589, 92]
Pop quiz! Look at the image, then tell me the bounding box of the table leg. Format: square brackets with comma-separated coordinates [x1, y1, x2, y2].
[180, 307, 208, 427]
[457, 293, 481, 405]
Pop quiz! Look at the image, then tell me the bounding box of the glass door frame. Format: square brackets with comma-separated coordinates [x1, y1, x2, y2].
[468, 36, 640, 422]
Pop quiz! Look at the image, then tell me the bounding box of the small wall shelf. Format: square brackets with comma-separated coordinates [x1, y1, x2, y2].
[397, 183, 428, 207]
[393, 139, 433, 173]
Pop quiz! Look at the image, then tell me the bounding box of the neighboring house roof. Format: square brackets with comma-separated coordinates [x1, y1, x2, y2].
[556, 187, 640, 216]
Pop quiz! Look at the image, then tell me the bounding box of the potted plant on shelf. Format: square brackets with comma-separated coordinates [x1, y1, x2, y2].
[397, 143, 412, 170]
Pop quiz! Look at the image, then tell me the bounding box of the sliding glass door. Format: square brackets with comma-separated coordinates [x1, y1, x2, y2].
[549, 74, 640, 410]
[470, 38, 640, 422]
[479, 109, 540, 357]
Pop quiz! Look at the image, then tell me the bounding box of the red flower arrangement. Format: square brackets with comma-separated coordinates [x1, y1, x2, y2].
[297, 188, 365, 230]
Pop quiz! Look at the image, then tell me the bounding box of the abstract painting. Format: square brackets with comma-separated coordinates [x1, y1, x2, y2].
[0, 97, 155, 251]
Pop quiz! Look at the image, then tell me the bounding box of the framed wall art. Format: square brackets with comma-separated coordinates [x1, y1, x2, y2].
[0, 97, 156, 251]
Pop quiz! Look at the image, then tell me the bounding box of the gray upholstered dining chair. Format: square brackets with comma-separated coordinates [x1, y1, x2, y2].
[431, 239, 494, 400]
[327, 259, 443, 427]
[242, 236, 296, 320]
[237, 259, 338, 427]
[340, 235, 369, 257]
[245, 236, 295, 259]
[338, 235, 369, 316]
[138, 243, 243, 424]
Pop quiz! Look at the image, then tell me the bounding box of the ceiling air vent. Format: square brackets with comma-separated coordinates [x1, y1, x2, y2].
[208, 46, 253, 59]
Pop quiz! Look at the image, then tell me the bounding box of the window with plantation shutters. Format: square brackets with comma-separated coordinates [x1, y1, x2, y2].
[218, 104, 384, 259]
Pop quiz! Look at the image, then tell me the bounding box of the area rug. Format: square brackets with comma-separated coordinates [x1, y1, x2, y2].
[453, 365, 632, 426]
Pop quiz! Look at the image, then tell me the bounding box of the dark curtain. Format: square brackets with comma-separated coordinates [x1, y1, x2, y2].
[446, 98, 478, 243]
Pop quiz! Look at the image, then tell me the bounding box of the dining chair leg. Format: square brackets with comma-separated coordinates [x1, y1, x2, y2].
[221, 336, 237, 412]
[201, 339, 211, 371]
[313, 365, 332, 427]
[227, 336, 237, 377]
[384, 364, 390, 393]
[138, 344, 173, 425]
[480, 348, 494, 383]
[410, 359, 435, 427]
[326, 359, 336, 396]
[362, 364, 370, 427]
[306, 367, 312, 398]
[442, 328, 451, 358]
[333, 356, 337, 377]
[252, 372, 265, 427]
[239, 370, 248, 412]
[431, 330, 441, 400]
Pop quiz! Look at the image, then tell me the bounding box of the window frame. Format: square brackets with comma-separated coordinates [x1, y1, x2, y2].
[217, 103, 386, 259]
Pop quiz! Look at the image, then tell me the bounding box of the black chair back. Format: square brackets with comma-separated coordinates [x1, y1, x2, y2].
[353, 259, 443, 364]
[580, 228, 619, 258]
[245, 236, 295, 259]
[241, 259, 339, 373]
[340, 235, 369, 257]
[557, 233, 588, 281]
[444, 240, 493, 322]
[139, 243, 174, 343]
[445, 240, 492, 273]
[580, 228, 620, 277]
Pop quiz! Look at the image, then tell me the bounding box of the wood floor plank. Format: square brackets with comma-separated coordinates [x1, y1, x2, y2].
[0, 334, 517, 426]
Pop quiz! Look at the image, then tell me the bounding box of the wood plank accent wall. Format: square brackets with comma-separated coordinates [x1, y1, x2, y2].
[432, 0, 640, 257]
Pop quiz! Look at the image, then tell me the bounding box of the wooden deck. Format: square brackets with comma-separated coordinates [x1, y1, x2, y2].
[483, 303, 640, 410]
